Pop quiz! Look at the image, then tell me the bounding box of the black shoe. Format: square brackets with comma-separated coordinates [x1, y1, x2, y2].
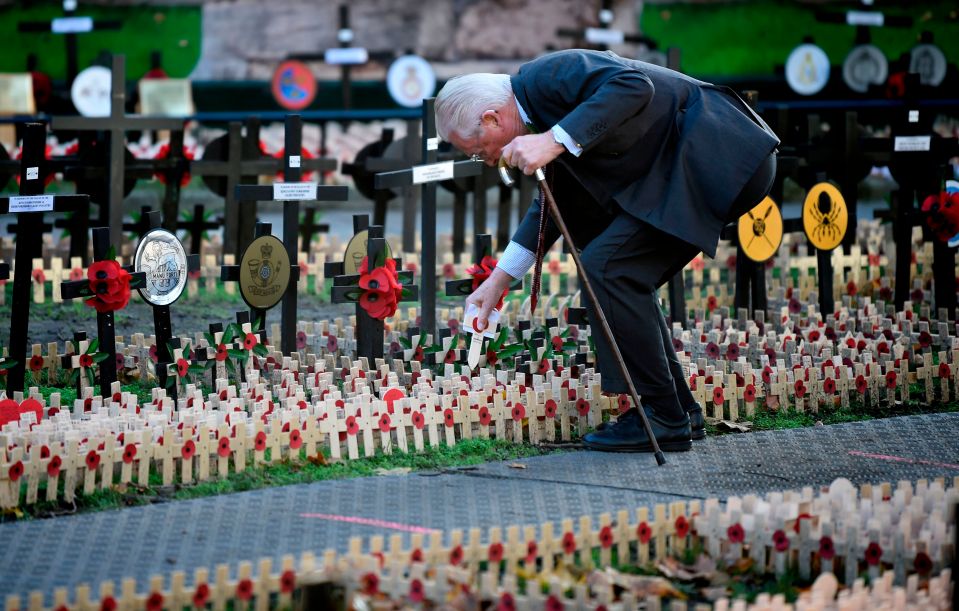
[687, 404, 706, 440]
[597, 404, 706, 441]
[583, 407, 692, 452]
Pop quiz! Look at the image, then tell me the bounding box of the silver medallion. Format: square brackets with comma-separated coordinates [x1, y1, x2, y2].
[134, 228, 188, 306]
[843, 44, 888, 93]
[909, 44, 946, 87]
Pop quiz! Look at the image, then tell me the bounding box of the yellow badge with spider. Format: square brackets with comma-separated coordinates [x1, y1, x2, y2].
[737, 196, 783, 262]
[803, 182, 848, 251]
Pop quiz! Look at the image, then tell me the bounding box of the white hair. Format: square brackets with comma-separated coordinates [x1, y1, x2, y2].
[434, 73, 512, 141]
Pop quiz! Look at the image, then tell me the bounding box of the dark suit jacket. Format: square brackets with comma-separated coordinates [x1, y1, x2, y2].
[511, 49, 779, 258]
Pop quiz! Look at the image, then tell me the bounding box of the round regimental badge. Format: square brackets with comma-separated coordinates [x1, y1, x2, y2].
[737, 196, 784, 263]
[239, 235, 291, 310]
[71, 66, 112, 117]
[135, 228, 188, 306]
[342, 230, 394, 276]
[842, 44, 887, 93]
[803, 182, 848, 251]
[386, 55, 436, 108]
[271, 60, 317, 110]
[909, 44, 946, 87]
[785, 43, 830, 96]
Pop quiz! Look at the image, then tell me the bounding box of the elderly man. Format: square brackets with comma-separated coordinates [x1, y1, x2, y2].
[435, 49, 778, 453]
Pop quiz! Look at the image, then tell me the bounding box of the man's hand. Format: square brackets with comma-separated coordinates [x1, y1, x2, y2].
[501, 132, 564, 175]
[465, 267, 514, 329]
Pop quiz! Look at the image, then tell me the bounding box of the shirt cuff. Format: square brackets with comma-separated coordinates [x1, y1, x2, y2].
[552, 125, 583, 157]
[497, 241, 536, 279]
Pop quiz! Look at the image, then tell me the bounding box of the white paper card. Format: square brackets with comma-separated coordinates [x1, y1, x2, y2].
[908, 110, 919, 123]
[464, 304, 500, 339]
[426, 137, 439, 151]
[52, 16, 94, 34]
[289, 155, 301, 168]
[26, 167, 39, 181]
[325, 47, 368, 65]
[412, 161, 454, 184]
[894, 135, 931, 152]
[9, 195, 54, 213]
[272, 181, 317, 201]
[846, 11, 884, 27]
[585, 27, 625, 46]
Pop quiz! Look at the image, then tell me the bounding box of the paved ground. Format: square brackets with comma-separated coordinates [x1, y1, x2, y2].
[2, 412, 958, 604]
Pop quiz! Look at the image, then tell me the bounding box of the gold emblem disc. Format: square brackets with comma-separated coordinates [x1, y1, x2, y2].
[803, 182, 848, 251]
[737, 196, 784, 262]
[343, 230, 394, 275]
[239, 235, 291, 310]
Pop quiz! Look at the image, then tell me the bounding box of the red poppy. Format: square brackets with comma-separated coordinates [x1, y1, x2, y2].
[40, 445, 50, 459]
[939, 362, 952, 379]
[236, 578, 254, 600]
[359, 280, 400, 320]
[762, 366, 773, 384]
[467, 255, 507, 309]
[440, 408, 454, 428]
[918, 331, 932, 349]
[378, 413, 392, 433]
[212, 343, 227, 362]
[885, 371, 897, 389]
[914, 551, 933, 574]
[31, 268, 45, 284]
[79, 353, 94, 368]
[525, 540, 538, 564]
[175, 439, 195, 461]
[712, 387, 725, 405]
[498, 592, 516, 611]
[544, 399, 558, 419]
[743, 384, 757, 402]
[599, 525, 614, 548]
[562, 531, 576, 555]
[327, 335, 338, 352]
[289, 429, 303, 450]
[410, 548, 424, 563]
[69, 267, 84, 282]
[99, 596, 117, 611]
[788, 298, 801, 314]
[674, 515, 689, 538]
[856, 375, 868, 394]
[8, 460, 23, 482]
[243, 333, 258, 351]
[705, 342, 720, 359]
[615, 394, 630, 414]
[846, 280, 857, 296]
[254, 431, 267, 452]
[406, 409, 423, 430]
[706, 295, 717, 311]
[176, 358, 189, 378]
[726, 343, 740, 360]
[119, 443, 135, 464]
[449, 544, 464, 565]
[865, 541, 883, 566]
[823, 378, 836, 394]
[408, 578, 424, 602]
[444, 350, 457, 364]
[217, 437, 231, 458]
[575, 398, 589, 417]
[794, 379, 806, 398]
[485, 349, 497, 366]
[546, 595, 564, 611]
[727, 523, 745, 544]
[47, 455, 62, 478]
[511, 403, 526, 421]
[85, 260, 132, 313]
[85, 450, 100, 471]
[27, 354, 44, 372]
[488, 542, 504, 563]
[145, 592, 163, 611]
[772, 529, 789, 552]
[346, 415, 359, 435]
[637, 521, 652, 544]
[192, 584, 210, 607]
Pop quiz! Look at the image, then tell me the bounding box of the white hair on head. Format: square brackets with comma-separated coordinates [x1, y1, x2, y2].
[434, 73, 512, 141]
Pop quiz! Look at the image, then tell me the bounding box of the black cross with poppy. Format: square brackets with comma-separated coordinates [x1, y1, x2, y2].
[50, 55, 184, 248]
[1, 122, 88, 394]
[234, 114, 348, 355]
[373, 98, 484, 338]
[444, 233, 523, 299]
[327, 215, 418, 361]
[60, 227, 146, 397]
[176, 204, 223, 256]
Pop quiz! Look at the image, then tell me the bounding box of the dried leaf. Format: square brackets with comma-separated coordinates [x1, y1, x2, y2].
[508, 463, 527, 469]
[307, 452, 328, 466]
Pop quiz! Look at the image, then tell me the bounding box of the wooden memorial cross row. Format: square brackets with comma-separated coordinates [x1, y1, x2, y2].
[176, 204, 223, 256]
[1, 122, 89, 393]
[16, 0, 122, 86]
[133, 210, 200, 397]
[374, 98, 484, 336]
[328, 217, 418, 361]
[220, 223, 291, 352]
[50, 55, 184, 247]
[60, 227, 146, 397]
[234, 114, 349, 354]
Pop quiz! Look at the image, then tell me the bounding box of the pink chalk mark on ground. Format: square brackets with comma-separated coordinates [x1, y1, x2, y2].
[299, 513, 440, 534]
[848, 451, 959, 471]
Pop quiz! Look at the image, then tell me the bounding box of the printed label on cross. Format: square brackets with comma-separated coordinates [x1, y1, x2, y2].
[1, 122, 89, 393]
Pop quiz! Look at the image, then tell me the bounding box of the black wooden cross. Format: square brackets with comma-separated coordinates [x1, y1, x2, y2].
[176, 204, 223, 256]
[17, 0, 122, 87]
[557, 0, 658, 52]
[288, 5, 368, 109]
[60, 227, 146, 397]
[134, 210, 200, 399]
[328, 216, 418, 361]
[298, 208, 330, 252]
[445, 234, 522, 299]
[50, 54, 184, 247]
[0, 122, 89, 394]
[374, 98, 484, 337]
[234, 114, 349, 355]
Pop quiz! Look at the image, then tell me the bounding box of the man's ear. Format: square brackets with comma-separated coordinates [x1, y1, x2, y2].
[480, 109, 500, 128]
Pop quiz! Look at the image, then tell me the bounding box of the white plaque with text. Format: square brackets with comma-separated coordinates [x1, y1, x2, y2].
[9, 195, 54, 213]
[894, 136, 931, 152]
[412, 161, 454, 184]
[273, 181, 317, 201]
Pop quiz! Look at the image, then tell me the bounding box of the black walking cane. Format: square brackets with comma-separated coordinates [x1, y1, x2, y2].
[499, 159, 667, 466]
